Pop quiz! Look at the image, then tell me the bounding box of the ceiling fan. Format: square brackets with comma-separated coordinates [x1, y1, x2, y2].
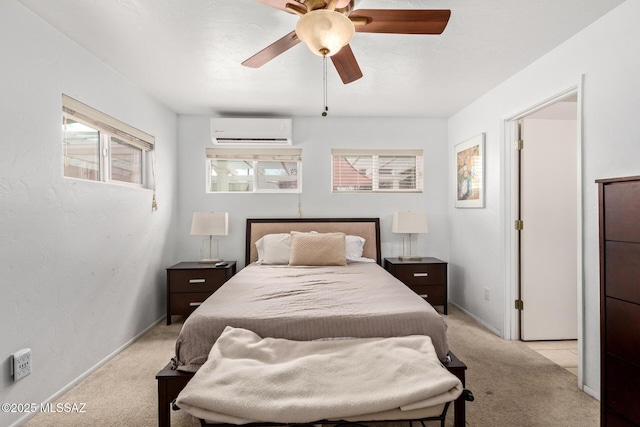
[242, 0, 451, 84]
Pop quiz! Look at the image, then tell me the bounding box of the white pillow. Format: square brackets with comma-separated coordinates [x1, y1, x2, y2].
[347, 256, 376, 263]
[345, 235, 366, 261]
[255, 233, 291, 264]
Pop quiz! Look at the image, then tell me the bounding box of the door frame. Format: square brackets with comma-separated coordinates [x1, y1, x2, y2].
[501, 79, 585, 387]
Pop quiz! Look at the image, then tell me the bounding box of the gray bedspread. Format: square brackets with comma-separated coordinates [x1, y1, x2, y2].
[173, 262, 449, 372]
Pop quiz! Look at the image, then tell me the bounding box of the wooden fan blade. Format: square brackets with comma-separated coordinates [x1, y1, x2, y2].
[242, 31, 301, 68]
[331, 44, 363, 84]
[285, 2, 307, 16]
[350, 9, 451, 34]
[255, 0, 300, 14]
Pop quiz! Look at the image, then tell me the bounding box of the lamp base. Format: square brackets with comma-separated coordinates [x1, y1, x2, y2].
[199, 238, 221, 263]
[398, 255, 423, 261]
[198, 258, 222, 264]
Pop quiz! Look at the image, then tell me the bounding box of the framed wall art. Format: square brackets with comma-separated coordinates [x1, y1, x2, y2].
[455, 133, 485, 208]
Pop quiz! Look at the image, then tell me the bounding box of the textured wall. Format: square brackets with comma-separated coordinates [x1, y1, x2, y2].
[0, 2, 178, 425]
[447, 0, 639, 398]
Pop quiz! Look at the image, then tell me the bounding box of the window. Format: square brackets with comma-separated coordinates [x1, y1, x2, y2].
[331, 149, 423, 193]
[62, 95, 154, 186]
[206, 148, 302, 193]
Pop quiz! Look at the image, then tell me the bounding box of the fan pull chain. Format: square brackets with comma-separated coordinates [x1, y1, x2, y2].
[322, 55, 328, 117]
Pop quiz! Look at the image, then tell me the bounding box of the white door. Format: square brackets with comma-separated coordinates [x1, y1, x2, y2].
[519, 109, 578, 340]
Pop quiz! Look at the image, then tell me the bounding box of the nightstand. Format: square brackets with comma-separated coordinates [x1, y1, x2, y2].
[166, 261, 236, 325]
[384, 257, 448, 314]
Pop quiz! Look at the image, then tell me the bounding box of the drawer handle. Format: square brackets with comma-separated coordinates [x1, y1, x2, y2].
[189, 279, 206, 284]
[189, 302, 203, 307]
[418, 294, 429, 298]
[414, 273, 429, 277]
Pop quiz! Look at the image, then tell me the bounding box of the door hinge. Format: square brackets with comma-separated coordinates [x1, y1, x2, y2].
[515, 299, 524, 310]
[516, 139, 524, 150]
[515, 220, 524, 230]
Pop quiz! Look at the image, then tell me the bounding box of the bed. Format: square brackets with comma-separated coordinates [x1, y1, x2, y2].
[157, 218, 472, 427]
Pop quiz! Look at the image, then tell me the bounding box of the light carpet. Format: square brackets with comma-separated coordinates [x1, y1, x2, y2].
[24, 306, 599, 426]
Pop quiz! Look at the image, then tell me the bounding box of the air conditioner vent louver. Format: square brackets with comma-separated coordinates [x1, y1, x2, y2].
[211, 118, 292, 146]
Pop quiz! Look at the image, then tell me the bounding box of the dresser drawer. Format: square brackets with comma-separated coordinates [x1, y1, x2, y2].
[605, 353, 640, 426]
[605, 410, 637, 427]
[604, 180, 640, 243]
[393, 264, 446, 286]
[169, 292, 212, 316]
[605, 241, 640, 304]
[605, 297, 640, 363]
[168, 269, 229, 293]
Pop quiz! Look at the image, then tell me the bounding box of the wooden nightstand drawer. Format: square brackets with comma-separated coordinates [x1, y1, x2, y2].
[409, 285, 446, 305]
[166, 261, 236, 324]
[384, 257, 448, 314]
[169, 269, 229, 293]
[169, 292, 211, 316]
[393, 264, 446, 286]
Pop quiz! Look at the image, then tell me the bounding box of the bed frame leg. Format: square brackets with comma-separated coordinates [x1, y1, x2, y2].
[156, 363, 195, 427]
[157, 379, 170, 427]
[454, 395, 465, 427]
[442, 351, 469, 427]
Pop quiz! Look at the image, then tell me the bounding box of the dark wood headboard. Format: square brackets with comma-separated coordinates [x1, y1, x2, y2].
[245, 218, 382, 266]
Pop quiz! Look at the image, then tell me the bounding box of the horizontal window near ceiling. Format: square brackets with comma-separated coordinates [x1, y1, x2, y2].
[206, 148, 302, 193]
[62, 95, 154, 187]
[331, 149, 423, 193]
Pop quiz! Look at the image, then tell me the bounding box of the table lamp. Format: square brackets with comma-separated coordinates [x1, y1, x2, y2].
[190, 212, 229, 263]
[392, 211, 428, 261]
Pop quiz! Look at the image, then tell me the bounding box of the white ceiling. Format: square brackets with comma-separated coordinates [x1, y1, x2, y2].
[18, 0, 624, 118]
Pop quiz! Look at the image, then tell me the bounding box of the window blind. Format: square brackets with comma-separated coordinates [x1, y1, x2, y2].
[206, 148, 302, 161]
[62, 94, 155, 151]
[331, 149, 423, 193]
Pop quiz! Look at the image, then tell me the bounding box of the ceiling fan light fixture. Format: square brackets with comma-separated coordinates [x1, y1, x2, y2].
[295, 9, 355, 57]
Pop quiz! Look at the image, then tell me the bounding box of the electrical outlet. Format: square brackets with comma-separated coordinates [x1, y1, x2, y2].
[484, 288, 490, 301]
[11, 348, 31, 381]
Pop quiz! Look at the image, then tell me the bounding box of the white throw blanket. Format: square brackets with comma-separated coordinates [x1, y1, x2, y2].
[176, 326, 462, 424]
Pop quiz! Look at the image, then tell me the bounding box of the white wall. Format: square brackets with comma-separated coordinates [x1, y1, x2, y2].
[177, 116, 450, 267]
[447, 0, 640, 397]
[0, 2, 178, 425]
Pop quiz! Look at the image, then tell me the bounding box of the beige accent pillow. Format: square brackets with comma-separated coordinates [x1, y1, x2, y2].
[289, 232, 347, 266]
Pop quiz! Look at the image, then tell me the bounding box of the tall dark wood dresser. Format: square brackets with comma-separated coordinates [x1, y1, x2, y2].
[597, 175, 640, 426]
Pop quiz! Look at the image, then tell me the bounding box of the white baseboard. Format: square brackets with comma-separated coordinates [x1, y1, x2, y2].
[9, 315, 167, 427]
[449, 301, 503, 337]
[582, 384, 600, 401]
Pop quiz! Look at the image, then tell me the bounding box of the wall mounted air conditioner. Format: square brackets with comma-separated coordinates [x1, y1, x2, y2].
[211, 117, 293, 145]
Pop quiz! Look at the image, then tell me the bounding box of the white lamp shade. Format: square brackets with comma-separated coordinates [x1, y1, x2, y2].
[190, 212, 229, 236]
[392, 212, 428, 234]
[295, 9, 355, 57]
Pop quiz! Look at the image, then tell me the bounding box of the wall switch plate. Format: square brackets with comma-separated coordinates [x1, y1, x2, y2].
[484, 287, 490, 301]
[11, 348, 32, 381]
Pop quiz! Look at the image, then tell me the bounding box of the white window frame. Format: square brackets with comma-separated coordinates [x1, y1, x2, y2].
[206, 148, 302, 193]
[62, 95, 154, 187]
[331, 149, 424, 193]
